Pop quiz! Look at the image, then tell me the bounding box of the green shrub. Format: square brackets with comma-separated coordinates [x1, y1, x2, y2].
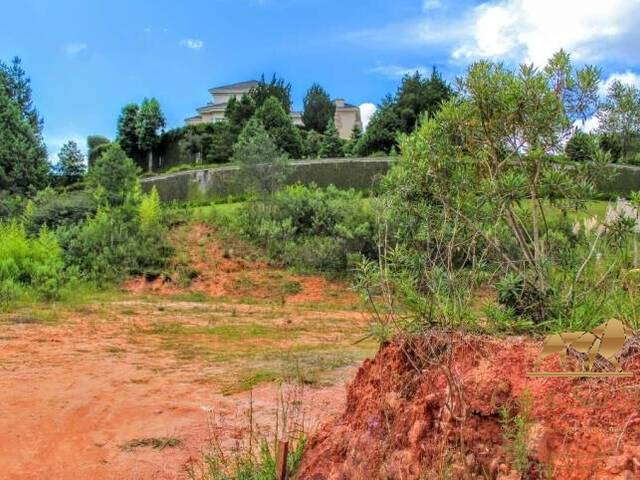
[25, 188, 96, 233]
[188, 438, 305, 480]
[58, 204, 172, 283]
[0, 221, 64, 304]
[235, 184, 375, 273]
[566, 131, 597, 162]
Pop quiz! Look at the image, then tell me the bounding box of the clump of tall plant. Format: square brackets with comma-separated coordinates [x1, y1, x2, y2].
[361, 51, 639, 332]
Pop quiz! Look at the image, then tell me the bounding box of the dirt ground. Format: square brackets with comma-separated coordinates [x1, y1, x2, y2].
[0, 224, 375, 480]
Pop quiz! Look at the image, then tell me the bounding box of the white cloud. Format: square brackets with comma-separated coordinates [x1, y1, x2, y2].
[599, 71, 640, 96]
[180, 38, 204, 49]
[369, 64, 429, 79]
[347, 0, 640, 66]
[64, 43, 88, 56]
[359, 103, 377, 130]
[453, 0, 640, 65]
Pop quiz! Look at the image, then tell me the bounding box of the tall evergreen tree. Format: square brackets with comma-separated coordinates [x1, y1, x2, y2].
[225, 94, 256, 134]
[0, 56, 43, 134]
[117, 104, 140, 162]
[136, 98, 166, 172]
[302, 83, 335, 133]
[233, 118, 290, 196]
[319, 119, 345, 158]
[88, 143, 140, 206]
[57, 140, 86, 185]
[0, 70, 48, 196]
[343, 124, 362, 157]
[254, 96, 303, 158]
[249, 74, 292, 113]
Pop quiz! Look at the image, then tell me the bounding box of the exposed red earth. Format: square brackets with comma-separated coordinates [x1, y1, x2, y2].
[0, 224, 372, 479]
[299, 332, 640, 479]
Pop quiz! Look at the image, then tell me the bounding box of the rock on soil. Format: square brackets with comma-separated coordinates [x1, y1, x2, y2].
[298, 332, 640, 479]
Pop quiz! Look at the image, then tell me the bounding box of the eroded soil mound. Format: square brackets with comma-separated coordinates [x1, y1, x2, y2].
[125, 223, 355, 306]
[298, 332, 640, 479]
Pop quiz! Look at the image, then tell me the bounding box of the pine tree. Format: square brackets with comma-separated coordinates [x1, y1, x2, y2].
[233, 118, 290, 196]
[319, 119, 345, 158]
[343, 124, 362, 157]
[0, 82, 49, 196]
[254, 96, 303, 158]
[302, 83, 335, 133]
[57, 140, 86, 185]
[88, 143, 140, 206]
[0, 56, 43, 134]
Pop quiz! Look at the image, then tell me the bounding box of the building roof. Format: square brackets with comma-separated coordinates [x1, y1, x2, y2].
[196, 102, 228, 113]
[338, 103, 358, 109]
[209, 80, 259, 93]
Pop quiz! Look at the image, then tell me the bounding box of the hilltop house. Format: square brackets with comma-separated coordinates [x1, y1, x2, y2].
[185, 80, 362, 139]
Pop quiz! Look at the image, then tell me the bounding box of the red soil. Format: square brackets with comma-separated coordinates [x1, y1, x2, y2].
[0, 223, 365, 479]
[298, 332, 640, 479]
[125, 223, 357, 307]
[0, 314, 356, 480]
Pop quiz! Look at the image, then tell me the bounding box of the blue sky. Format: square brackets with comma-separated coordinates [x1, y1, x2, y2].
[2, 0, 640, 160]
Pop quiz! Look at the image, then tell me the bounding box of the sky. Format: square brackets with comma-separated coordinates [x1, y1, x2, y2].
[2, 0, 640, 161]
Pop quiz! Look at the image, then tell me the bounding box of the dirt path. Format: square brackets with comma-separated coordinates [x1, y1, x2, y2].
[0, 224, 374, 479]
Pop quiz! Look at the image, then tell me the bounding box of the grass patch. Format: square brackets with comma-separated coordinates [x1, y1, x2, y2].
[221, 369, 281, 395]
[121, 437, 181, 451]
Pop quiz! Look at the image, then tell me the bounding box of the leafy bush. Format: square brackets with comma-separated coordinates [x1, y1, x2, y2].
[566, 131, 596, 162]
[235, 184, 375, 273]
[356, 51, 639, 334]
[0, 221, 64, 304]
[25, 188, 96, 233]
[58, 202, 172, 283]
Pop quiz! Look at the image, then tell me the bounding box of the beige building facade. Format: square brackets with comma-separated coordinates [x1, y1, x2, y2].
[186, 80, 362, 139]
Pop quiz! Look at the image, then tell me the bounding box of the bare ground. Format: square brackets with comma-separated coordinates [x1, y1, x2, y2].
[0, 223, 375, 479]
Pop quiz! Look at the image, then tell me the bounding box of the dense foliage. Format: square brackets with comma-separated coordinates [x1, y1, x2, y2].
[0, 57, 49, 198]
[233, 117, 290, 196]
[236, 184, 375, 273]
[302, 83, 335, 133]
[357, 51, 640, 333]
[597, 80, 640, 164]
[318, 119, 345, 158]
[0, 222, 64, 304]
[254, 96, 303, 158]
[356, 69, 452, 156]
[116, 98, 166, 171]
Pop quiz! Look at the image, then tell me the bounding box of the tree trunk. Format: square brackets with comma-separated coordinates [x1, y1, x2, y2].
[147, 151, 153, 173]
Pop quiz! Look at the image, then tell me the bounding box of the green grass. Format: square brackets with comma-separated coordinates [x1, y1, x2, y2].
[121, 437, 182, 451]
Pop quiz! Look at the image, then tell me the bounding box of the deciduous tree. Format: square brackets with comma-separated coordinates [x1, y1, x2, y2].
[597, 80, 640, 162]
[136, 98, 166, 172]
[117, 104, 140, 162]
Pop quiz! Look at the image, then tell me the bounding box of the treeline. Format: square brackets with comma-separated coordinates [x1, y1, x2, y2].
[137, 71, 455, 172]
